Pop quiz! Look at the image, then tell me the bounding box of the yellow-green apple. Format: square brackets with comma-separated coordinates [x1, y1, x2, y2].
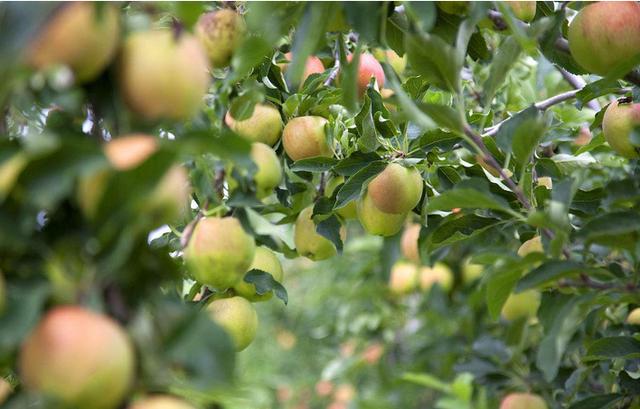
[19, 306, 134, 409]
[234, 246, 284, 302]
[27, 3, 120, 82]
[419, 262, 453, 292]
[568, 2, 640, 76]
[462, 259, 483, 283]
[120, 30, 209, 120]
[184, 217, 256, 289]
[400, 223, 421, 263]
[389, 261, 418, 295]
[508, 1, 537, 22]
[325, 176, 357, 220]
[517, 236, 543, 257]
[282, 116, 332, 161]
[207, 296, 258, 351]
[500, 393, 547, 409]
[195, 9, 245, 68]
[225, 103, 283, 146]
[128, 396, 196, 409]
[501, 290, 541, 321]
[367, 163, 423, 214]
[372, 49, 406, 75]
[628, 307, 640, 325]
[357, 192, 407, 237]
[602, 100, 640, 159]
[249, 142, 282, 198]
[294, 206, 346, 261]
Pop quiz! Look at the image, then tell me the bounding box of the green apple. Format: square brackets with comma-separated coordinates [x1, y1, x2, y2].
[208, 296, 258, 351]
[225, 103, 283, 146]
[367, 163, 423, 214]
[184, 217, 256, 290]
[500, 393, 547, 409]
[195, 9, 245, 68]
[400, 223, 421, 263]
[357, 192, 407, 237]
[128, 395, 196, 409]
[501, 290, 541, 321]
[234, 246, 284, 302]
[602, 100, 640, 159]
[120, 30, 210, 120]
[389, 261, 418, 296]
[250, 142, 282, 198]
[27, 3, 120, 82]
[283, 116, 332, 161]
[372, 48, 406, 75]
[568, 2, 640, 76]
[517, 236, 543, 257]
[19, 306, 134, 409]
[462, 259, 483, 283]
[508, 1, 537, 22]
[325, 176, 357, 220]
[294, 206, 346, 261]
[419, 263, 453, 292]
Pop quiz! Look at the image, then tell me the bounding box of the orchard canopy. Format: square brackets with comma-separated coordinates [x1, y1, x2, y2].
[4, 1, 640, 408]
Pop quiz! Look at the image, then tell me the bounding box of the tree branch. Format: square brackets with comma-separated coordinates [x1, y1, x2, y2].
[556, 67, 600, 111]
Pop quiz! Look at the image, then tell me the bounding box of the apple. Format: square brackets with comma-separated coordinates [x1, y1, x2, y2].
[225, 103, 283, 146]
[508, 1, 537, 22]
[517, 236, 543, 257]
[400, 223, 421, 263]
[500, 393, 547, 409]
[195, 9, 245, 68]
[367, 163, 423, 214]
[568, 2, 640, 76]
[250, 142, 282, 198]
[207, 296, 258, 351]
[357, 192, 407, 237]
[462, 259, 483, 283]
[419, 262, 453, 292]
[281, 52, 325, 86]
[325, 176, 357, 220]
[27, 3, 120, 82]
[234, 246, 284, 302]
[282, 116, 332, 161]
[346, 53, 385, 95]
[294, 206, 346, 261]
[627, 307, 640, 325]
[437, 2, 469, 16]
[128, 396, 196, 409]
[389, 261, 418, 295]
[120, 30, 210, 121]
[19, 306, 134, 409]
[184, 217, 256, 289]
[602, 99, 640, 159]
[501, 290, 541, 321]
[537, 177, 552, 190]
[0, 378, 11, 405]
[372, 49, 406, 75]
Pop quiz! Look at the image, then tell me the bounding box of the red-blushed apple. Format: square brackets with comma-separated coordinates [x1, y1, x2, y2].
[283, 116, 332, 161]
[602, 99, 640, 159]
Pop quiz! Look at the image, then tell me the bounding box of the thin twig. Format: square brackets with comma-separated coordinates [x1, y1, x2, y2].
[557, 67, 600, 111]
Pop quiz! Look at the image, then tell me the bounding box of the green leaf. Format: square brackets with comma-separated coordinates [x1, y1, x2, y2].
[0, 280, 49, 356]
[585, 337, 640, 361]
[244, 269, 288, 305]
[515, 261, 586, 291]
[334, 161, 386, 209]
[578, 211, 640, 249]
[342, 2, 383, 44]
[485, 259, 524, 319]
[405, 32, 459, 93]
[430, 214, 500, 249]
[316, 214, 344, 254]
[289, 157, 337, 172]
[416, 103, 464, 133]
[495, 106, 546, 166]
[228, 84, 265, 121]
[402, 2, 437, 33]
[483, 36, 522, 106]
[426, 179, 514, 215]
[567, 394, 624, 409]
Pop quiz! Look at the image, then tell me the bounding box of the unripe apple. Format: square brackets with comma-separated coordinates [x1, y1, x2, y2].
[367, 163, 423, 214]
[357, 193, 407, 237]
[568, 2, 640, 76]
[77, 134, 190, 221]
[462, 259, 483, 283]
[346, 53, 385, 95]
[500, 393, 547, 409]
[184, 217, 256, 289]
[234, 246, 284, 302]
[537, 177, 552, 190]
[389, 261, 418, 296]
[19, 306, 134, 409]
[400, 223, 421, 263]
[282, 116, 332, 161]
[372, 49, 406, 75]
[501, 290, 541, 321]
[207, 296, 258, 351]
[225, 103, 283, 146]
[437, 2, 469, 15]
[294, 206, 346, 261]
[517, 236, 543, 257]
[602, 100, 640, 159]
[419, 262, 453, 293]
[120, 30, 209, 121]
[129, 395, 196, 409]
[325, 176, 357, 220]
[250, 142, 282, 198]
[27, 3, 120, 82]
[195, 9, 245, 68]
[508, 1, 537, 22]
[0, 378, 11, 405]
[627, 307, 640, 325]
[282, 52, 325, 85]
